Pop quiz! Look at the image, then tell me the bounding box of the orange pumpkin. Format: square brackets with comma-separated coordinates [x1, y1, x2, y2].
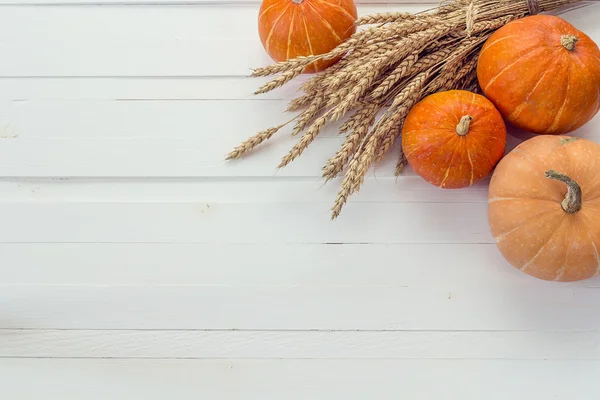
[488, 135, 600, 282]
[477, 15, 600, 135]
[402, 90, 507, 189]
[257, 0, 358, 73]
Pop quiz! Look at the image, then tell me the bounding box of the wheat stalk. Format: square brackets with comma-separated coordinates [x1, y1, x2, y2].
[229, 0, 589, 219]
[356, 12, 418, 25]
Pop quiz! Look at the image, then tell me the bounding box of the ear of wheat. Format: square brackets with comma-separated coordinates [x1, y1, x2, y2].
[227, 0, 588, 220]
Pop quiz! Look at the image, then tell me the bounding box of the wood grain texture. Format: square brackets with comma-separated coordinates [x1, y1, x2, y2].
[0, 5, 422, 77]
[3, 285, 600, 330]
[2, 359, 600, 399]
[0, 201, 494, 243]
[0, 77, 304, 101]
[1, 241, 557, 288]
[2, 2, 600, 397]
[3, 329, 600, 359]
[0, 99, 595, 177]
[0, 178, 490, 203]
[0, 4, 596, 77]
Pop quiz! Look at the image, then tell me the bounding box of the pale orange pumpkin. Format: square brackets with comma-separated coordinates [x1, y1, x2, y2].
[477, 15, 600, 135]
[258, 0, 358, 73]
[488, 135, 600, 282]
[402, 90, 507, 189]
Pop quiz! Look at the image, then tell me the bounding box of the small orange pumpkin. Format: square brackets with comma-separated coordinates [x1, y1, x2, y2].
[477, 15, 600, 135]
[402, 90, 507, 189]
[258, 0, 358, 73]
[488, 135, 600, 282]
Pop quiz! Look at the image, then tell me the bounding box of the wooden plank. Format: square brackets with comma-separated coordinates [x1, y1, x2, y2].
[0, 98, 383, 178]
[0, 99, 596, 177]
[0, 178, 489, 203]
[2, 284, 599, 330]
[1, 358, 600, 399]
[0, 242, 531, 287]
[2, 329, 600, 359]
[0, 77, 304, 101]
[6, 241, 600, 287]
[0, 201, 494, 243]
[0, 4, 597, 77]
[0, 4, 425, 77]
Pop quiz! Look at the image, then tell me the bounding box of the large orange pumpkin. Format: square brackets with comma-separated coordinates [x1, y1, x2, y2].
[402, 90, 507, 189]
[258, 0, 358, 73]
[477, 15, 600, 135]
[488, 135, 600, 282]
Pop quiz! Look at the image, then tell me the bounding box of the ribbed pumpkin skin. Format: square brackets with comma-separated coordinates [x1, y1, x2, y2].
[488, 135, 600, 282]
[477, 15, 600, 135]
[402, 90, 507, 189]
[258, 0, 357, 73]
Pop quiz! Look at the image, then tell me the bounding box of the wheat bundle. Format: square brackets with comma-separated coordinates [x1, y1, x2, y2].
[227, 0, 590, 219]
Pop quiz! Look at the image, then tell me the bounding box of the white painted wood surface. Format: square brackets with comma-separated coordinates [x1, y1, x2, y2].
[1, 1, 600, 398]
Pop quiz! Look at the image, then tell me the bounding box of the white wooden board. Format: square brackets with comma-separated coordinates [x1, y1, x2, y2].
[3, 285, 600, 330]
[3, 329, 600, 359]
[1, 1, 600, 398]
[0, 4, 597, 77]
[2, 359, 599, 399]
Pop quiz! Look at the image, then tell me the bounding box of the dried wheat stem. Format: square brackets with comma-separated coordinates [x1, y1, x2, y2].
[339, 102, 379, 134]
[374, 97, 417, 163]
[226, 124, 286, 160]
[321, 46, 403, 115]
[291, 93, 326, 136]
[470, 14, 522, 33]
[322, 123, 371, 181]
[330, 19, 440, 58]
[370, 51, 420, 99]
[465, 1, 476, 36]
[287, 94, 313, 112]
[322, 104, 380, 180]
[328, 25, 459, 219]
[231, 0, 590, 220]
[301, 56, 347, 93]
[395, 150, 408, 176]
[322, 43, 398, 92]
[254, 65, 306, 95]
[251, 55, 319, 77]
[266, 17, 453, 80]
[347, 23, 458, 91]
[326, 86, 352, 108]
[329, 68, 381, 122]
[398, 46, 454, 79]
[424, 53, 479, 95]
[442, 35, 487, 68]
[389, 70, 430, 109]
[355, 12, 417, 25]
[330, 156, 362, 220]
[446, 53, 480, 88]
[460, 73, 480, 92]
[278, 113, 329, 169]
[331, 98, 414, 219]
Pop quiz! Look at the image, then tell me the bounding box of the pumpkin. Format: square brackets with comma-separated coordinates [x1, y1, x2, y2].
[401, 90, 507, 189]
[488, 135, 600, 282]
[257, 0, 358, 73]
[477, 15, 600, 135]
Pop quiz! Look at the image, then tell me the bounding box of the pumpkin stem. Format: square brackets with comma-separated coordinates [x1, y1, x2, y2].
[456, 115, 472, 136]
[561, 35, 578, 51]
[545, 170, 582, 214]
[292, 0, 304, 3]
